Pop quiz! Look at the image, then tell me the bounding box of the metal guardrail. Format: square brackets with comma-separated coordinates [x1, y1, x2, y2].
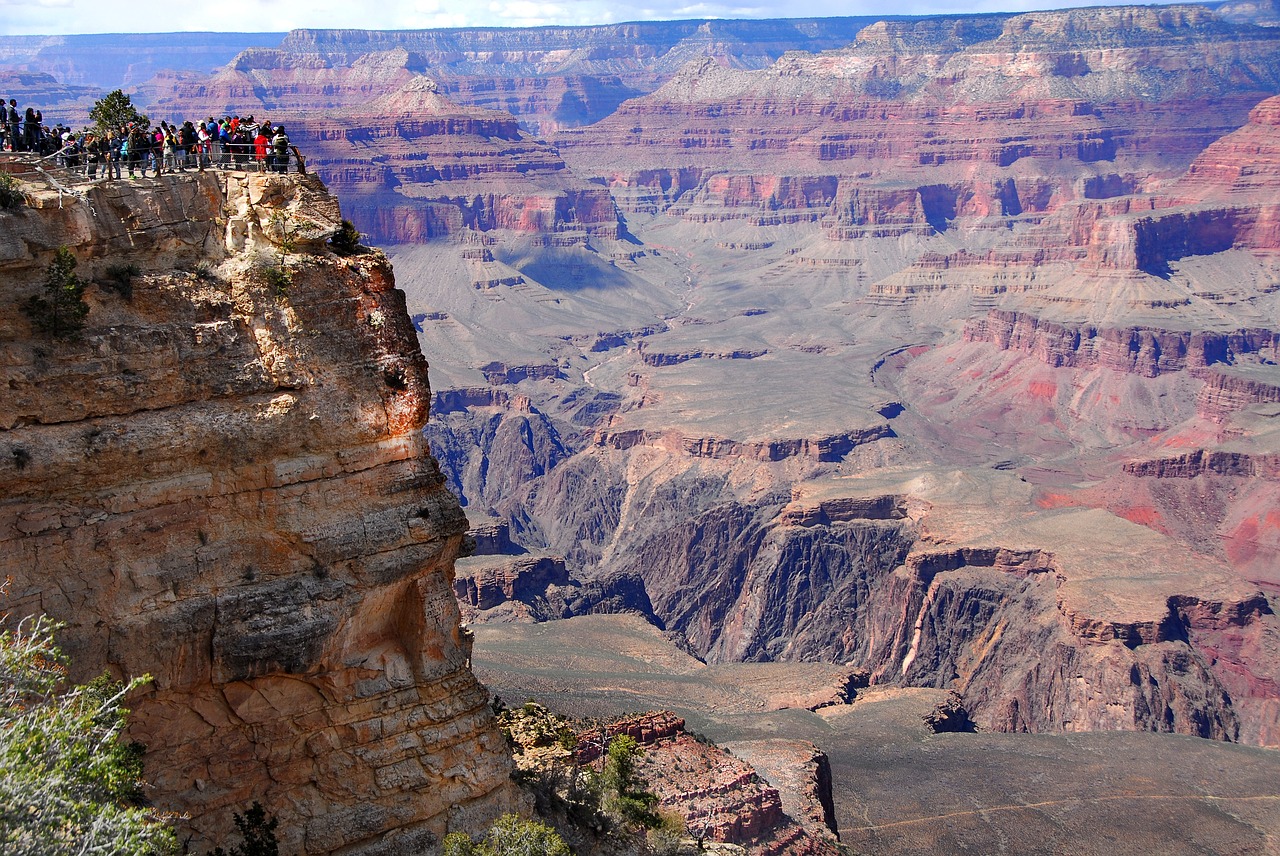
[1, 143, 309, 208]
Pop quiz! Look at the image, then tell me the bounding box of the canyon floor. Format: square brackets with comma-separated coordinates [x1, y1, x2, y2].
[472, 614, 1280, 855]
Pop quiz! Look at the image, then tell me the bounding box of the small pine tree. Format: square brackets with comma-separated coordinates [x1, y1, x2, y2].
[329, 219, 363, 256]
[90, 89, 149, 135]
[209, 802, 279, 856]
[23, 246, 89, 340]
[602, 735, 659, 829]
[0, 173, 25, 210]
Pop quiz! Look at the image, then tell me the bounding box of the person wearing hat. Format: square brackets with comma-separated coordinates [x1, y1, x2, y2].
[60, 131, 78, 170]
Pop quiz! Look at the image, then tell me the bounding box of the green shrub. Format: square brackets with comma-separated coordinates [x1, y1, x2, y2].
[329, 219, 363, 255]
[23, 246, 89, 339]
[103, 262, 141, 301]
[602, 735, 660, 829]
[0, 608, 176, 854]
[646, 810, 686, 856]
[208, 802, 278, 856]
[91, 89, 149, 136]
[253, 260, 293, 299]
[0, 173, 25, 209]
[443, 814, 571, 856]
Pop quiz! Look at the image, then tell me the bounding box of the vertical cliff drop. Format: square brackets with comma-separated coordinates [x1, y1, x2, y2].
[0, 168, 517, 853]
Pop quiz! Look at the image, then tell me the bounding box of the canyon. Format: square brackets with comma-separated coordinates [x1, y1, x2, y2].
[5, 2, 1280, 852]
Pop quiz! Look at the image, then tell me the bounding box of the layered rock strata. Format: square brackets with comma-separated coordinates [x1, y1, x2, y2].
[152, 73, 621, 245]
[143, 19, 873, 134]
[0, 169, 515, 852]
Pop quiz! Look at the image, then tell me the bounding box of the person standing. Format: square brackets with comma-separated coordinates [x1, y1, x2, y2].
[4, 99, 18, 151]
[162, 125, 177, 173]
[84, 133, 102, 179]
[271, 125, 290, 174]
[22, 107, 38, 153]
[127, 125, 146, 178]
[254, 124, 270, 171]
[106, 131, 122, 180]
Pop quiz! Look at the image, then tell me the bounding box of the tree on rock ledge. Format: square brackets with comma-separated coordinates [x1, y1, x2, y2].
[22, 246, 89, 340]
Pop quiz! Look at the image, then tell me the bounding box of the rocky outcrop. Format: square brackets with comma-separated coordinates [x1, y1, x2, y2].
[1196, 366, 1280, 421]
[0, 169, 516, 852]
[587, 713, 840, 855]
[1123, 449, 1280, 478]
[594, 426, 894, 463]
[723, 741, 839, 846]
[453, 553, 655, 624]
[963, 310, 1279, 378]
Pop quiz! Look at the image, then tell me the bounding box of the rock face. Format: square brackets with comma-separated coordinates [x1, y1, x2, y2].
[10, 10, 1280, 845]
[0, 169, 516, 852]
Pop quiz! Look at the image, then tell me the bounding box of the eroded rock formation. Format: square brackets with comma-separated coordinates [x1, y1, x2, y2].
[0, 169, 517, 852]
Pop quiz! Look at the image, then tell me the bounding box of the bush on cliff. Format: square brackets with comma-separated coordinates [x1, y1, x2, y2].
[601, 735, 659, 830]
[0, 173, 25, 210]
[442, 813, 570, 856]
[0, 608, 176, 854]
[22, 246, 89, 340]
[329, 219, 364, 256]
[208, 802, 279, 856]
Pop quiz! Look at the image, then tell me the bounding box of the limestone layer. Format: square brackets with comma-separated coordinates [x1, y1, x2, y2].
[0, 170, 516, 853]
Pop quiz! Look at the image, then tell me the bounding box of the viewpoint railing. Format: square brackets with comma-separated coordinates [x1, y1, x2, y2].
[2, 143, 310, 220]
[1, 142, 307, 192]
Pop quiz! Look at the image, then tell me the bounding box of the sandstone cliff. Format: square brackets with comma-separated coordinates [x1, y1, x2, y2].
[0, 168, 517, 852]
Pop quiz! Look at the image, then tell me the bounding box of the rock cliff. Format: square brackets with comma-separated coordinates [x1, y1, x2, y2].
[0, 168, 517, 852]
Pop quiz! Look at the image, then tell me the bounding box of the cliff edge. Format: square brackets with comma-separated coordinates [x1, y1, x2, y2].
[0, 167, 518, 853]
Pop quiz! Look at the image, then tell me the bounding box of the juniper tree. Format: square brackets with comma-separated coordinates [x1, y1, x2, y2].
[90, 89, 149, 135]
[0, 609, 176, 854]
[22, 246, 89, 340]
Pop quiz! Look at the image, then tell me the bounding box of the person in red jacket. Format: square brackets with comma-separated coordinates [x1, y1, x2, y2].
[254, 125, 270, 172]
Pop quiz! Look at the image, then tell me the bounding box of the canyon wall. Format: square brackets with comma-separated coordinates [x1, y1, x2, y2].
[10, 1, 1280, 767]
[0, 169, 517, 852]
[392, 5, 1280, 752]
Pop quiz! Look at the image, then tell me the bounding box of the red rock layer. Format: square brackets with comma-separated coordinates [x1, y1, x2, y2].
[962, 310, 1279, 378]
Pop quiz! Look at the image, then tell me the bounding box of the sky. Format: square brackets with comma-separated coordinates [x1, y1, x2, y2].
[1, 0, 1119, 36]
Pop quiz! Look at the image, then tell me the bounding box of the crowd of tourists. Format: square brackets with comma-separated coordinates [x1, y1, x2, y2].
[2, 99, 298, 178]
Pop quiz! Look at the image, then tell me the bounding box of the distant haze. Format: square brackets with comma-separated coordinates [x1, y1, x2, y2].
[2, 0, 1151, 37]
